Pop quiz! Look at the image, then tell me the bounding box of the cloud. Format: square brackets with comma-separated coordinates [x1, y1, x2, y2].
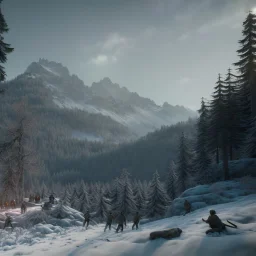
[102, 33, 128, 51]
[177, 77, 191, 85]
[90, 33, 133, 65]
[178, 33, 190, 41]
[90, 55, 109, 65]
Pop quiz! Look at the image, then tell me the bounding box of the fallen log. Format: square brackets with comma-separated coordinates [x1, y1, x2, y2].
[150, 228, 182, 240]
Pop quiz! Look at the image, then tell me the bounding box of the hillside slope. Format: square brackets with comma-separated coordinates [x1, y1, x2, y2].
[1, 179, 255, 256]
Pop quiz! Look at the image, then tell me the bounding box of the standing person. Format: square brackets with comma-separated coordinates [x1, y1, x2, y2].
[104, 211, 113, 232]
[83, 210, 90, 229]
[116, 212, 126, 233]
[4, 214, 13, 230]
[132, 212, 141, 230]
[21, 201, 27, 214]
[184, 200, 191, 215]
[49, 194, 55, 204]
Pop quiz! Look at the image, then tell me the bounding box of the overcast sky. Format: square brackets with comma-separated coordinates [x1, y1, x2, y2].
[2, 0, 256, 110]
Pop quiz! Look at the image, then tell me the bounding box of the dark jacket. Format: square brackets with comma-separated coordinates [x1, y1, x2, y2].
[133, 213, 141, 224]
[106, 213, 113, 224]
[84, 212, 90, 220]
[117, 213, 126, 225]
[206, 214, 224, 229]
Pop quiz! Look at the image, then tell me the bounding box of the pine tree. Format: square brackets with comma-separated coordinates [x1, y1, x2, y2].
[70, 188, 79, 210]
[113, 170, 137, 217]
[61, 187, 71, 206]
[223, 68, 241, 159]
[77, 181, 90, 213]
[193, 98, 212, 184]
[0, 0, 14, 83]
[94, 188, 110, 221]
[176, 132, 192, 194]
[109, 178, 119, 210]
[40, 182, 48, 199]
[234, 11, 256, 123]
[208, 74, 227, 164]
[134, 181, 146, 214]
[166, 160, 177, 200]
[146, 171, 170, 218]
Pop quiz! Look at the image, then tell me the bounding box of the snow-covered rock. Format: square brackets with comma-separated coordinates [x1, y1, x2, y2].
[167, 178, 256, 217]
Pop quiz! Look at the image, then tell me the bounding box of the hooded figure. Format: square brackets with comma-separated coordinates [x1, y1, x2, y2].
[104, 211, 113, 232]
[83, 210, 91, 229]
[202, 210, 226, 234]
[132, 212, 141, 230]
[116, 212, 126, 233]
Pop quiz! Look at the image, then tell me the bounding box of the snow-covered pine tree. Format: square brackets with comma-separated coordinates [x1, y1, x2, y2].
[113, 170, 137, 217]
[0, 0, 14, 82]
[146, 170, 170, 218]
[176, 132, 192, 194]
[70, 187, 80, 210]
[77, 181, 90, 213]
[61, 187, 71, 206]
[94, 188, 110, 221]
[234, 11, 256, 124]
[166, 160, 177, 200]
[40, 182, 48, 200]
[193, 98, 212, 184]
[109, 178, 119, 211]
[134, 181, 146, 215]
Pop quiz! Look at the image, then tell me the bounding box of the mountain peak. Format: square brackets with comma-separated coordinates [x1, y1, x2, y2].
[26, 58, 70, 78]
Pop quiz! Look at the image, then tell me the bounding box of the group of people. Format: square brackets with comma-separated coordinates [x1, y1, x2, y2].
[29, 194, 41, 203]
[0, 200, 16, 209]
[83, 210, 141, 233]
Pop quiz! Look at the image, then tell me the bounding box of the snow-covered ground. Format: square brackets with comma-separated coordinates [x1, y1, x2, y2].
[0, 181, 255, 256]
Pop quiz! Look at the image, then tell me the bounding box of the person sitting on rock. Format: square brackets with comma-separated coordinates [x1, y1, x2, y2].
[202, 210, 226, 234]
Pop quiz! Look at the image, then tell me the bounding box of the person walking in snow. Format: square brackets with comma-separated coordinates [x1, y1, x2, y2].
[184, 200, 191, 215]
[49, 194, 55, 204]
[202, 210, 226, 234]
[21, 201, 27, 214]
[132, 212, 141, 230]
[4, 214, 13, 230]
[83, 210, 90, 229]
[116, 212, 126, 233]
[104, 211, 113, 232]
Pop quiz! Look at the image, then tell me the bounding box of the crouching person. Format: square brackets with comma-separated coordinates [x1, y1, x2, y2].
[116, 212, 126, 233]
[202, 210, 226, 234]
[132, 212, 141, 230]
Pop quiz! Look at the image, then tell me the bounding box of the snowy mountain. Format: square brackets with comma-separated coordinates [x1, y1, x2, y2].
[25, 59, 197, 137]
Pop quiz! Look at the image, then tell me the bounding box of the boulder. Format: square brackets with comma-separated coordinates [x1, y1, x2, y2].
[150, 228, 182, 240]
